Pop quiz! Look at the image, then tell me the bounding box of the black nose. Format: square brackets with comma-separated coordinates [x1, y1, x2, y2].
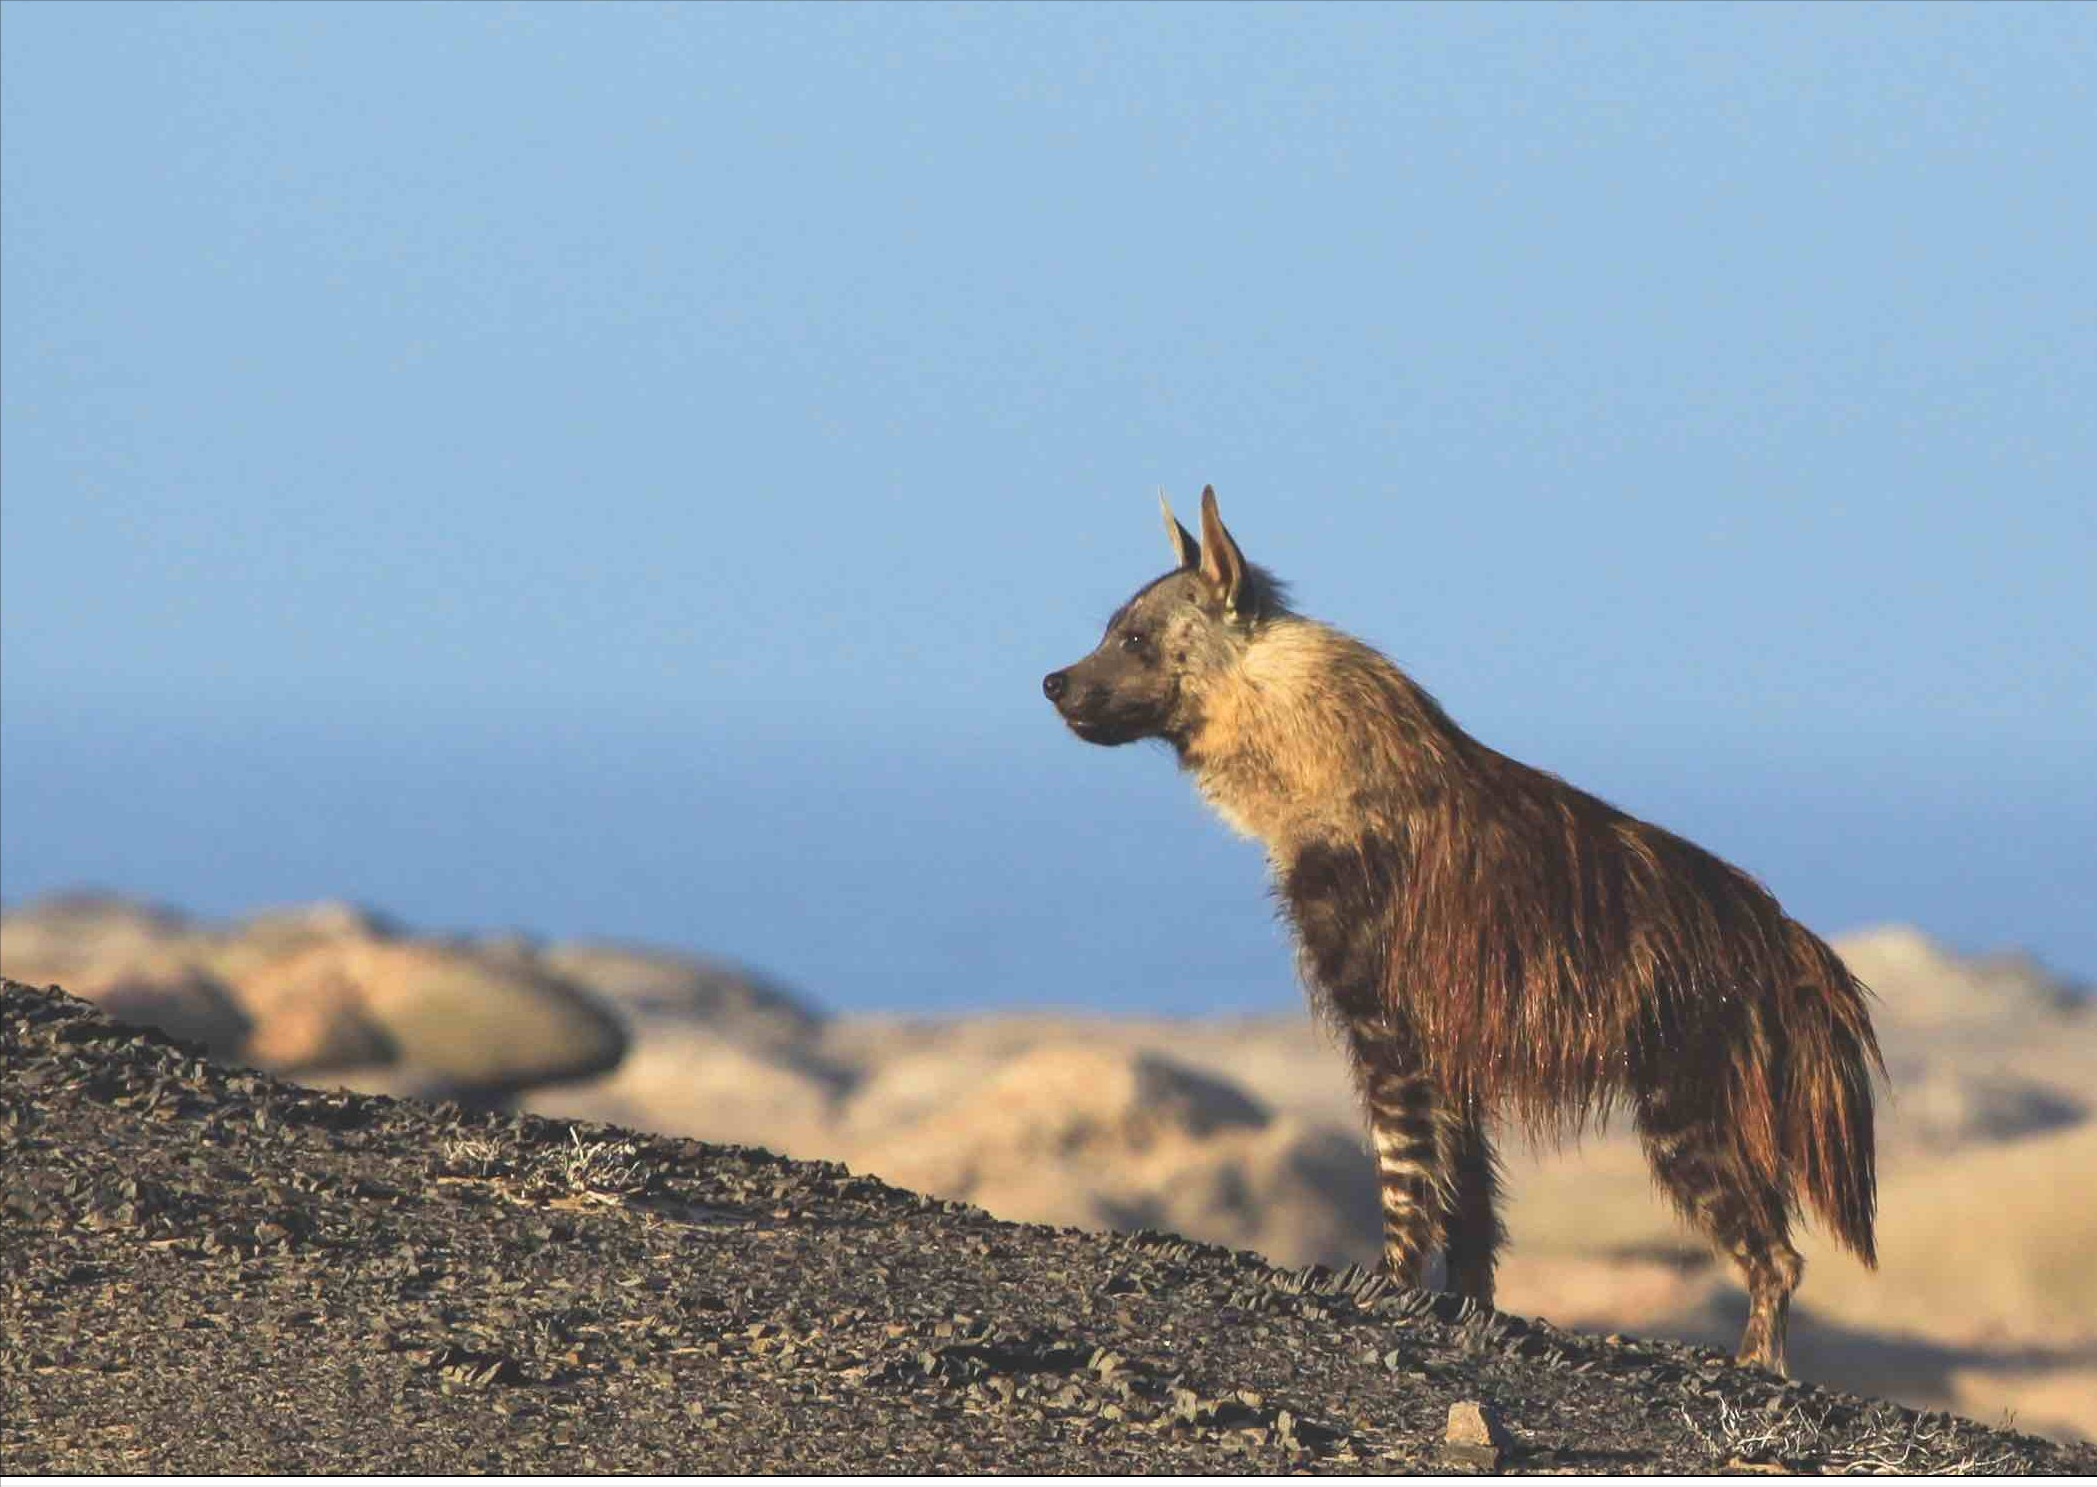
[1042, 670, 1068, 702]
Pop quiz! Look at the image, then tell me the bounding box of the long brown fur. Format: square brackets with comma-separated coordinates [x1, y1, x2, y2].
[1044, 487, 1886, 1374]
[1192, 621, 1882, 1253]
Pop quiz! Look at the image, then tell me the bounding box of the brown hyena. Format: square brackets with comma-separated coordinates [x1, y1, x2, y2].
[1042, 487, 1883, 1375]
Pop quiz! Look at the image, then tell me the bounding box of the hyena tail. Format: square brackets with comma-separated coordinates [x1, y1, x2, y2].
[1772, 923, 1886, 1267]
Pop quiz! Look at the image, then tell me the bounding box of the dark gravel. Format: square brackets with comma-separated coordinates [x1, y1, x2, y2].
[5, 977, 2089, 1475]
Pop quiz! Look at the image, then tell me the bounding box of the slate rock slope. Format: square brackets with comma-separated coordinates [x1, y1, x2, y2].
[3, 978, 2086, 1476]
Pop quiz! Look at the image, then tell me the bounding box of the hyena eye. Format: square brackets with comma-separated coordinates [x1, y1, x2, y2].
[1120, 630, 1148, 654]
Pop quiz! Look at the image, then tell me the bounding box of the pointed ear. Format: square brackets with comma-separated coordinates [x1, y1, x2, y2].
[1159, 489, 1199, 570]
[1197, 485, 1248, 613]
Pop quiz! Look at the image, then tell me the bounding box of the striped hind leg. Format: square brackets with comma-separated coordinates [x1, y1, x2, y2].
[1355, 1038, 1452, 1287]
[1636, 1090, 1803, 1374]
[1439, 1108, 1505, 1308]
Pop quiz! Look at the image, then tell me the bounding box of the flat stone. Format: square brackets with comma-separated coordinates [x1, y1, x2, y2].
[1446, 1399, 1513, 1468]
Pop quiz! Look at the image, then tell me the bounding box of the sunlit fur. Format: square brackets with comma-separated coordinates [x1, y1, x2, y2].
[1046, 490, 1885, 1375]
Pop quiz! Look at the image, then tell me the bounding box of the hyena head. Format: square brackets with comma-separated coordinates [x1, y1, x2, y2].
[1043, 486, 1284, 749]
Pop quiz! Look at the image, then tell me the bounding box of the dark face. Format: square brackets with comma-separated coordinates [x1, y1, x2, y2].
[1042, 570, 1211, 747]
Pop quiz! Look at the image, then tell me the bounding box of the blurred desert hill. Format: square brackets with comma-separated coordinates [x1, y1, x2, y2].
[3, 893, 2091, 1443]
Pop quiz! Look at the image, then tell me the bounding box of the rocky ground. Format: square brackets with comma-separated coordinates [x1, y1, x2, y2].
[6, 893, 2095, 1449]
[5, 978, 2090, 1476]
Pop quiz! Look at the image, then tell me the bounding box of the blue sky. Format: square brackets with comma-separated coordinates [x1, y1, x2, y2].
[4, 2, 2093, 1009]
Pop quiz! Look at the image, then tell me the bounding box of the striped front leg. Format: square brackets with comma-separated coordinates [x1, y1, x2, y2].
[1356, 1042, 1453, 1285]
